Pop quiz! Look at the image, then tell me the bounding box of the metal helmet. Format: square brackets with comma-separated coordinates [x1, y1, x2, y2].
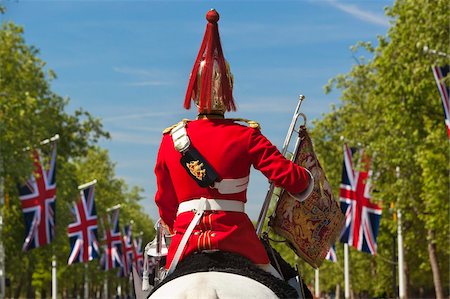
[184, 9, 236, 114]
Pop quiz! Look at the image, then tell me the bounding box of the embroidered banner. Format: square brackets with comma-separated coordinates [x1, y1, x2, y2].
[270, 126, 344, 268]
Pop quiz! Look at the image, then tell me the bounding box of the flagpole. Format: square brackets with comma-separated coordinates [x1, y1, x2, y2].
[344, 243, 350, 299]
[49, 138, 59, 299]
[117, 283, 122, 298]
[129, 220, 134, 299]
[84, 263, 89, 299]
[78, 179, 98, 190]
[314, 268, 320, 298]
[0, 164, 5, 299]
[397, 209, 406, 299]
[52, 255, 57, 299]
[102, 204, 121, 298]
[423, 46, 450, 58]
[396, 167, 406, 299]
[103, 276, 108, 299]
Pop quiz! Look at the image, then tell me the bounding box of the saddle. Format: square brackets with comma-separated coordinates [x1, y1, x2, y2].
[149, 251, 300, 299]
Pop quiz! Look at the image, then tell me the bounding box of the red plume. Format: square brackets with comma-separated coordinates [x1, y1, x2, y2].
[184, 9, 236, 112]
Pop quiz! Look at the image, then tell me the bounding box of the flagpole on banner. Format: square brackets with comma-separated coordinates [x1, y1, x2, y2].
[423, 46, 450, 58]
[107, 204, 121, 212]
[396, 167, 406, 299]
[40, 134, 60, 146]
[344, 243, 350, 299]
[78, 179, 98, 191]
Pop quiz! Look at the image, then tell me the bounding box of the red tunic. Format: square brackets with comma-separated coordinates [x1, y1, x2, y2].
[154, 118, 310, 268]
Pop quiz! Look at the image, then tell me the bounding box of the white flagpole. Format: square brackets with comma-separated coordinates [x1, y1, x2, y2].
[397, 209, 406, 298]
[423, 46, 450, 58]
[103, 277, 108, 299]
[344, 243, 350, 299]
[315, 268, 320, 298]
[117, 283, 122, 297]
[396, 166, 406, 299]
[78, 179, 97, 190]
[52, 255, 57, 299]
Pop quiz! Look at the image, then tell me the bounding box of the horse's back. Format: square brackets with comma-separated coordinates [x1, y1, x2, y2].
[149, 271, 279, 299]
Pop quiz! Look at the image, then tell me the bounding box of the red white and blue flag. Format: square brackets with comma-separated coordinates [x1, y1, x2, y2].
[432, 65, 450, 138]
[326, 244, 337, 262]
[339, 144, 382, 255]
[100, 208, 123, 270]
[132, 234, 144, 275]
[119, 224, 134, 277]
[67, 183, 100, 265]
[18, 145, 57, 251]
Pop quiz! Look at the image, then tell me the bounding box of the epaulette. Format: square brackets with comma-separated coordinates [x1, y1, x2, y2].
[229, 118, 261, 130]
[163, 119, 191, 134]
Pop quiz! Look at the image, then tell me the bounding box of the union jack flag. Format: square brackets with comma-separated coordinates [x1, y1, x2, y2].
[339, 144, 382, 255]
[67, 183, 100, 265]
[326, 244, 337, 263]
[432, 65, 450, 138]
[18, 145, 57, 251]
[100, 207, 123, 271]
[132, 234, 144, 275]
[119, 224, 134, 277]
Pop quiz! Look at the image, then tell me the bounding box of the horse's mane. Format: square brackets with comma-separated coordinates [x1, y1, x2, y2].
[149, 251, 298, 299]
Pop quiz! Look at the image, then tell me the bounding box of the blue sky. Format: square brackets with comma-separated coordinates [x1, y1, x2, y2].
[2, 0, 392, 221]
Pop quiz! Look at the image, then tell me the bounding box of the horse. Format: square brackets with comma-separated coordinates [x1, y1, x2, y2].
[133, 246, 313, 299]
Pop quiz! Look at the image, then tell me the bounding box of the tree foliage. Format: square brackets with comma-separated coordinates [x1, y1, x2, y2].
[302, 0, 449, 297]
[0, 15, 155, 298]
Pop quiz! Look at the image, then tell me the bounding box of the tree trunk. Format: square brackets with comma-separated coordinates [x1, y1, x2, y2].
[13, 272, 23, 299]
[427, 229, 443, 299]
[26, 269, 34, 299]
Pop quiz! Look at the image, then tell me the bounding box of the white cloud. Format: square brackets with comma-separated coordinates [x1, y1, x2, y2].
[126, 81, 170, 87]
[113, 66, 178, 87]
[113, 67, 154, 76]
[325, 0, 390, 28]
[108, 131, 161, 146]
[102, 111, 177, 122]
[238, 102, 295, 114]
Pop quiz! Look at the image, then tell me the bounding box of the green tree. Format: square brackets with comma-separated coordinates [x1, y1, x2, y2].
[310, 0, 449, 297]
[0, 14, 154, 297]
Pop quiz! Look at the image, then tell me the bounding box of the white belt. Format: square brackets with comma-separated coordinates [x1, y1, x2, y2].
[168, 197, 245, 276]
[177, 198, 245, 215]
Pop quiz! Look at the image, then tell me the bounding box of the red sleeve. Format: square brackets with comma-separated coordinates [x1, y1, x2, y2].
[248, 129, 310, 194]
[154, 136, 178, 231]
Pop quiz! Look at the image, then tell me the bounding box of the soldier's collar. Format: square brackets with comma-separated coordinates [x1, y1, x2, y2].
[196, 113, 225, 120]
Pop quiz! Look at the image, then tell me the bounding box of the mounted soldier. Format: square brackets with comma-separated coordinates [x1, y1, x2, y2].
[153, 8, 314, 282]
[135, 8, 346, 299]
